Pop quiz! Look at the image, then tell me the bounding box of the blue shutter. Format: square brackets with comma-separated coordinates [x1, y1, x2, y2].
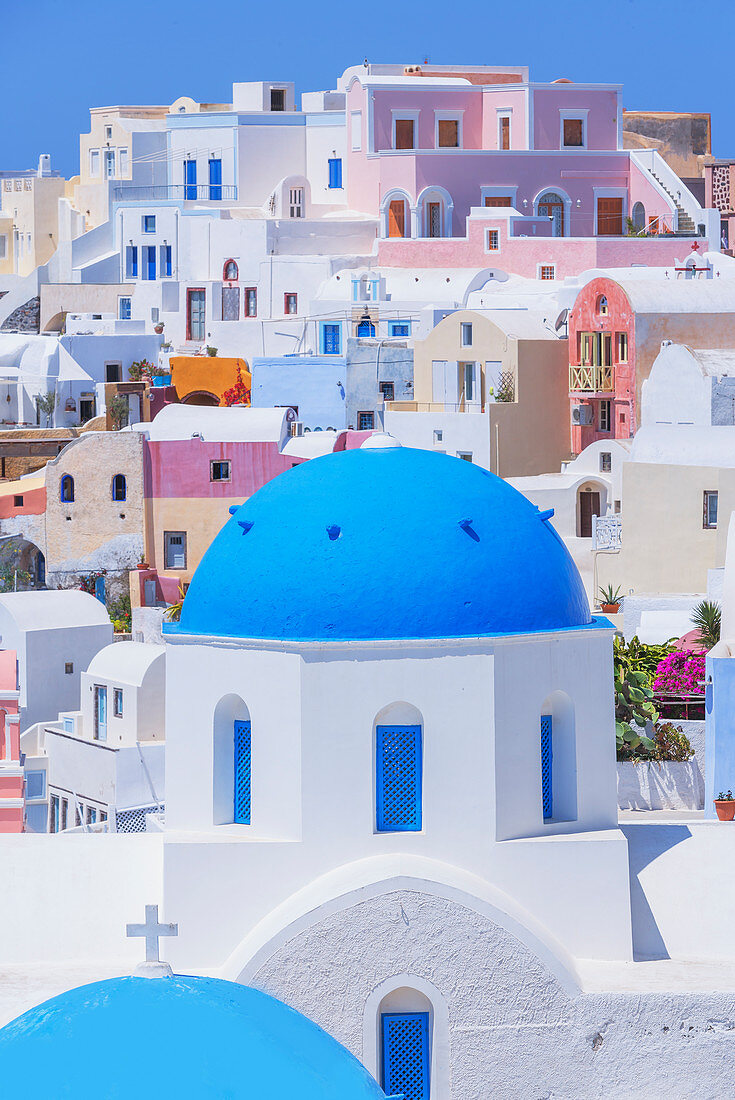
[541, 714, 553, 820]
[146, 245, 156, 281]
[126, 246, 138, 278]
[328, 157, 342, 189]
[376, 725, 422, 831]
[185, 159, 197, 200]
[382, 1012, 430, 1100]
[160, 245, 172, 278]
[322, 323, 340, 354]
[234, 720, 251, 824]
[209, 158, 222, 200]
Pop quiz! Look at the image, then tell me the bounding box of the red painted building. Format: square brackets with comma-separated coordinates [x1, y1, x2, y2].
[0, 649, 22, 832]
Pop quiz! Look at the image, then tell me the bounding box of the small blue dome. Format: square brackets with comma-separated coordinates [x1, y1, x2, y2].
[172, 444, 591, 642]
[0, 975, 386, 1099]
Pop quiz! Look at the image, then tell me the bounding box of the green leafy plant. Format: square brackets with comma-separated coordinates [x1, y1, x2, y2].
[691, 599, 721, 651]
[35, 390, 58, 427]
[652, 722, 695, 762]
[615, 667, 658, 757]
[164, 581, 187, 623]
[598, 584, 622, 606]
[717, 791, 734, 801]
[0, 565, 32, 593]
[206, 346, 218, 357]
[107, 393, 129, 431]
[107, 593, 131, 632]
[128, 359, 154, 382]
[613, 635, 676, 683]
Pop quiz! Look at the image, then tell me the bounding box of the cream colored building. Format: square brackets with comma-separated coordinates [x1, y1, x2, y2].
[391, 308, 570, 477]
[0, 160, 71, 277]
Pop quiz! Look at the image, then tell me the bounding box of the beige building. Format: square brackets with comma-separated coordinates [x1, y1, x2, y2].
[0, 160, 72, 278]
[390, 309, 570, 477]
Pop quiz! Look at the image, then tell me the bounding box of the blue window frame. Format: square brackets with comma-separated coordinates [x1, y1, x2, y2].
[376, 725, 422, 831]
[95, 685, 107, 741]
[209, 158, 222, 200]
[357, 318, 376, 337]
[328, 157, 342, 189]
[234, 719, 251, 824]
[112, 473, 126, 501]
[125, 245, 138, 279]
[60, 475, 74, 503]
[144, 245, 156, 281]
[25, 770, 45, 799]
[541, 713, 553, 820]
[381, 1012, 430, 1100]
[142, 215, 155, 233]
[389, 321, 410, 337]
[321, 322, 341, 355]
[160, 244, 172, 278]
[119, 296, 131, 320]
[184, 159, 197, 200]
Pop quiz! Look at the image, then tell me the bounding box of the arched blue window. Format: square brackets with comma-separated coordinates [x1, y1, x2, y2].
[381, 1012, 430, 1100]
[376, 724, 422, 831]
[112, 474, 126, 501]
[357, 317, 376, 337]
[60, 475, 74, 503]
[540, 714, 553, 821]
[234, 719, 251, 824]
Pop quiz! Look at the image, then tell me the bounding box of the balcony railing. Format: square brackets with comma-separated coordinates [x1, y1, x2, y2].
[569, 364, 614, 393]
[112, 185, 238, 202]
[592, 513, 621, 551]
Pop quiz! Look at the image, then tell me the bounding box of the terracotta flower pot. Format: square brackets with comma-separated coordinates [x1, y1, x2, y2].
[136, 563, 149, 571]
[154, 324, 164, 334]
[714, 800, 735, 821]
[602, 602, 621, 613]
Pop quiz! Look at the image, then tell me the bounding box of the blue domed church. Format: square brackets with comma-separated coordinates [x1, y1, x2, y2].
[154, 435, 629, 1097]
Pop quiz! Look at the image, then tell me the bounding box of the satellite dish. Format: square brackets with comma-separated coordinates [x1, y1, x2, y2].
[554, 308, 569, 333]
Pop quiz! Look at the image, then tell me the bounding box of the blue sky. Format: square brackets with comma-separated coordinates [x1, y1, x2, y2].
[2, 0, 732, 176]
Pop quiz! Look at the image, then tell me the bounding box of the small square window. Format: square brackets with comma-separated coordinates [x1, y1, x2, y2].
[457, 451, 473, 462]
[105, 125, 113, 139]
[119, 296, 132, 321]
[389, 322, 410, 337]
[210, 460, 231, 482]
[164, 531, 187, 569]
[461, 322, 473, 347]
[433, 429, 443, 444]
[563, 118, 584, 147]
[25, 770, 45, 799]
[358, 411, 375, 431]
[13, 495, 23, 507]
[704, 490, 718, 529]
[437, 118, 459, 148]
[379, 381, 395, 402]
[486, 229, 500, 252]
[284, 293, 298, 315]
[540, 265, 556, 280]
[113, 688, 123, 718]
[143, 215, 156, 233]
[64, 661, 74, 675]
[394, 118, 415, 150]
[270, 88, 285, 111]
[600, 452, 612, 473]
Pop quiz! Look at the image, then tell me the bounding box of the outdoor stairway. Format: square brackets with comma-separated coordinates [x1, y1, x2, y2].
[651, 172, 697, 233]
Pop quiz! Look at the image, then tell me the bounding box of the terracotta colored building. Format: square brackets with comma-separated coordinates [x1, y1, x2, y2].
[567, 271, 735, 454]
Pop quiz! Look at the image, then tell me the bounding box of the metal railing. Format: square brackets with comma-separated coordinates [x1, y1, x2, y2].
[112, 184, 238, 202]
[592, 513, 621, 551]
[569, 364, 614, 393]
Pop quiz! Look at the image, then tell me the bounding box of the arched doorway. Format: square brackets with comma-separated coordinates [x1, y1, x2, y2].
[537, 191, 567, 236]
[416, 187, 453, 238]
[181, 391, 220, 407]
[577, 482, 606, 538]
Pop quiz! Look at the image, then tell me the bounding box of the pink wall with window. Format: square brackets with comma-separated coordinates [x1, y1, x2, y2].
[481, 87, 528, 148]
[145, 439, 295, 499]
[532, 87, 620, 150]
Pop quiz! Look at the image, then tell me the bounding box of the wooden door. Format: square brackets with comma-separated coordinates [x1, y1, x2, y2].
[484, 196, 512, 207]
[388, 199, 405, 237]
[428, 203, 441, 237]
[579, 491, 600, 538]
[597, 198, 623, 236]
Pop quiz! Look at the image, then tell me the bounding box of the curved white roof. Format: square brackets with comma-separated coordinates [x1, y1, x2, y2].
[603, 278, 735, 314]
[631, 425, 735, 468]
[282, 430, 340, 458]
[86, 641, 164, 686]
[139, 404, 288, 443]
[0, 591, 112, 632]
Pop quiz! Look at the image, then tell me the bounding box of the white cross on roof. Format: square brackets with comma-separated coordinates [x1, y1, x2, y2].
[126, 904, 178, 964]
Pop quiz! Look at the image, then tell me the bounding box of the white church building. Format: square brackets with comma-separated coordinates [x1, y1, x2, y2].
[3, 437, 735, 1096]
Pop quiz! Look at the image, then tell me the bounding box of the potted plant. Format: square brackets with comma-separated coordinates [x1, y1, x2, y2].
[714, 790, 735, 821]
[151, 365, 172, 388]
[154, 322, 165, 335]
[598, 584, 623, 614]
[136, 554, 149, 571]
[206, 346, 218, 357]
[129, 359, 154, 383]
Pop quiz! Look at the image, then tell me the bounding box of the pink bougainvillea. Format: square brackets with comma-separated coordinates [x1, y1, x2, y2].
[653, 651, 705, 694]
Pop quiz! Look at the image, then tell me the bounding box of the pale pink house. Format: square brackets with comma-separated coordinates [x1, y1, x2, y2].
[341, 64, 716, 278]
[0, 649, 22, 833]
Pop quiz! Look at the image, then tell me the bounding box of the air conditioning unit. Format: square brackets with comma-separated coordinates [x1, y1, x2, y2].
[571, 405, 593, 426]
[290, 421, 304, 437]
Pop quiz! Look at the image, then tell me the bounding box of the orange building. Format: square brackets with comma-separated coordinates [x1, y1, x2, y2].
[168, 356, 251, 407]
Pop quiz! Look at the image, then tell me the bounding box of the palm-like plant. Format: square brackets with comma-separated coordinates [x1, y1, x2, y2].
[691, 599, 721, 651]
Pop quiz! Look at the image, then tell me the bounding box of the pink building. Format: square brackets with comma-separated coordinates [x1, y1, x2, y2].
[342, 63, 716, 276]
[0, 650, 22, 833]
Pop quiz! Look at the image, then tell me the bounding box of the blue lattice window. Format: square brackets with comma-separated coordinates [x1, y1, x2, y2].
[541, 714, 553, 821]
[376, 725, 422, 832]
[234, 720, 251, 824]
[381, 1012, 430, 1100]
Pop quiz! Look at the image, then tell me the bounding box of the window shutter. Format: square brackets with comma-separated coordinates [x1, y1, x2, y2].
[234, 720, 251, 824]
[381, 1012, 430, 1100]
[541, 714, 553, 820]
[376, 725, 422, 831]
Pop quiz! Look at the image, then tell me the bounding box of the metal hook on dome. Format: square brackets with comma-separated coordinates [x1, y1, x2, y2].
[326, 524, 341, 541]
[538, 508, 555, 522]
[458, 518, 480, 542]
[238, 520, 254, 534]
[228, 505, 239, 515]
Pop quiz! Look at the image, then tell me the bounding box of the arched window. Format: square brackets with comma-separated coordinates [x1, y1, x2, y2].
[537, 190, 566, 236]
[213, 695, 251, 826]
[60, 475, 74, 503]
[597, 294, 609, 316]
[357, 316, 376, 337]
[223, 259, 238, 282]
[379, 988, 432, 1100]
[540, 692, 577, 824]
[631, 201, 645, 231]
[375, 703, 423, 832]
[112, 474, 126, 501]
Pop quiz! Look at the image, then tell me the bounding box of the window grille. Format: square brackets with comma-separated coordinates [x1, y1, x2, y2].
[116, 805, 157, 833]
[541, 714, 553, 820]
[234, 720, 251, 824]
[381, 1012, 430, 1100]
[376, 726, 422, 831]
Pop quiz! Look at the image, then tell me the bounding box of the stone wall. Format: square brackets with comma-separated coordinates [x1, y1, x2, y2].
[0, 297, 40, 334]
